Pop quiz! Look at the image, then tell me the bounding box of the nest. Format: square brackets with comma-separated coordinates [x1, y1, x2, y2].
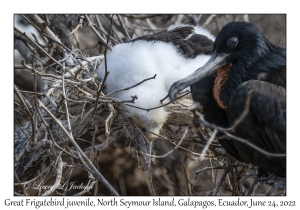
[14, 14, 286, 196]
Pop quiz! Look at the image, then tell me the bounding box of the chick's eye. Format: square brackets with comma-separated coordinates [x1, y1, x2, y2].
[226, 37, 239, 49]
[141, 127, 147, 133]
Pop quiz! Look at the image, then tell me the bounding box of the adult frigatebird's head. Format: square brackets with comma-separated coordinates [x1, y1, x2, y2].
[169, 22, 285, 107]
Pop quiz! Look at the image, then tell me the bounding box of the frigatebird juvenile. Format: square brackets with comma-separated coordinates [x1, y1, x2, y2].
[169, 22, 286, 177]
[97, 25, 217, 170]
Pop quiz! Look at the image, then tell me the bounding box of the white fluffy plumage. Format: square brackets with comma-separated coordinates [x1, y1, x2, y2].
[97, 25, 215, 138]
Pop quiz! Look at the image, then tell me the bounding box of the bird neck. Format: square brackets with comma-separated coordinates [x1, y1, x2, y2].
[215, 41, 286, 109]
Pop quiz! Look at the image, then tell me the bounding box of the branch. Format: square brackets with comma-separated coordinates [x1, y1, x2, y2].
[26, 14, 64, 52]
[41, 156, 64, 196]
[38, 100, 119, 195]
[84, 14, 109, 47]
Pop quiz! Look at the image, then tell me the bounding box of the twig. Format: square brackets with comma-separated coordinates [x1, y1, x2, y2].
[125, 91, 190, 112]
[84, 14, 109, 47]
[203, 15, 217, 28]
[14, 85, 35, 143]
[38, 100, 119, 195]
[106, 74, 157, 97]
[26, 14, 64, 52]
[91, 15, 114, 119]
[140, 126, 190, 159]
[199, 129, 217, 161]
[68, 16, 84, 36]
[116, 14, 131, 42]
[62, 62, 73, 138]
[195, 165, 228, 176]
[105, 104, 115, 136]
[14, 171, 29, 196]
[211, 169, 228, 195]
[41, 156, 64, 196]
[14, 26, 64, 68]
[89, 123, 98, 160]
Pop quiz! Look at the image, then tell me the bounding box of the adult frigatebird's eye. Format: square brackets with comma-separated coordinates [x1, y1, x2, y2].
[226, 37, 239, 49]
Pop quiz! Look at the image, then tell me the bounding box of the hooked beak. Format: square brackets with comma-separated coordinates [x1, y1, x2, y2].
[168, 52, 229, 102]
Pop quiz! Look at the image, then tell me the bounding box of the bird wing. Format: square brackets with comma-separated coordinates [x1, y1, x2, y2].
[132, 26, 214, 58]
[227, 80, 286, 176]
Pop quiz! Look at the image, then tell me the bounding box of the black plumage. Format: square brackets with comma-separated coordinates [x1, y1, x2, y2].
[190, 75, 244, 162]
[169, 22, 286, 177]
[133, 25, 243, 164]
[132, 26, 214, 58]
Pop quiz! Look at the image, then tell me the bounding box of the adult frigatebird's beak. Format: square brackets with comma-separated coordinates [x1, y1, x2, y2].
[168, 51, 229, 102]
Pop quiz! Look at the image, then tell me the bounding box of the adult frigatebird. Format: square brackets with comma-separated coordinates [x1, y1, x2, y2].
[169, 22, 286, 177]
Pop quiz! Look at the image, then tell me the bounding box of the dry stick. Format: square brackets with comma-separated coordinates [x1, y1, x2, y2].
[26, 14, 64, 52]
[203, 15, 217, 28]
[150, 132, 204, 157]
[38, 100, 119, 195]
[34, 43, 56, 67]
[209, 158, 216, 187]
[77, 15, 119, 45]
[41, 156, 64, 196]
[84, 14, 109, 47]
[22, 56, 103, 105]
[105, 104, 116, 136]
[68, 16, 84, 36]
[175, 14, 185, 25]
[126, 91, 190, 112]
[91, 15, 114, 119]
[34, 99, 78, 159]
[116, 15, 131, 42]
[92, 15, 120, 47]
[195, 165, 228, 176]
[105, 74, 157, 97]
[14, 85, 35, 143]
[62, 62, 73, 138]
[89, 123, 98, 160]
[33, 81, 78, 159]
[14, 27, 64, 68]
[31, 32, 47, 48]
[94, 14, 106, 34]
[199, 129, 218, 161]
[211, 169, 228, 196]
[15, 121, 31, 144]
[102, 15, 123, 43]
[243, 14, 249, 22]
[18, 15, 49, 51]
[181, 163, 191, 196]
[140, 126, 190, 159]
[32, 55, 39, 143]
[246, 178, 259, 196]
[63, 158, 75, 196]
[146, 19, 157, 30]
